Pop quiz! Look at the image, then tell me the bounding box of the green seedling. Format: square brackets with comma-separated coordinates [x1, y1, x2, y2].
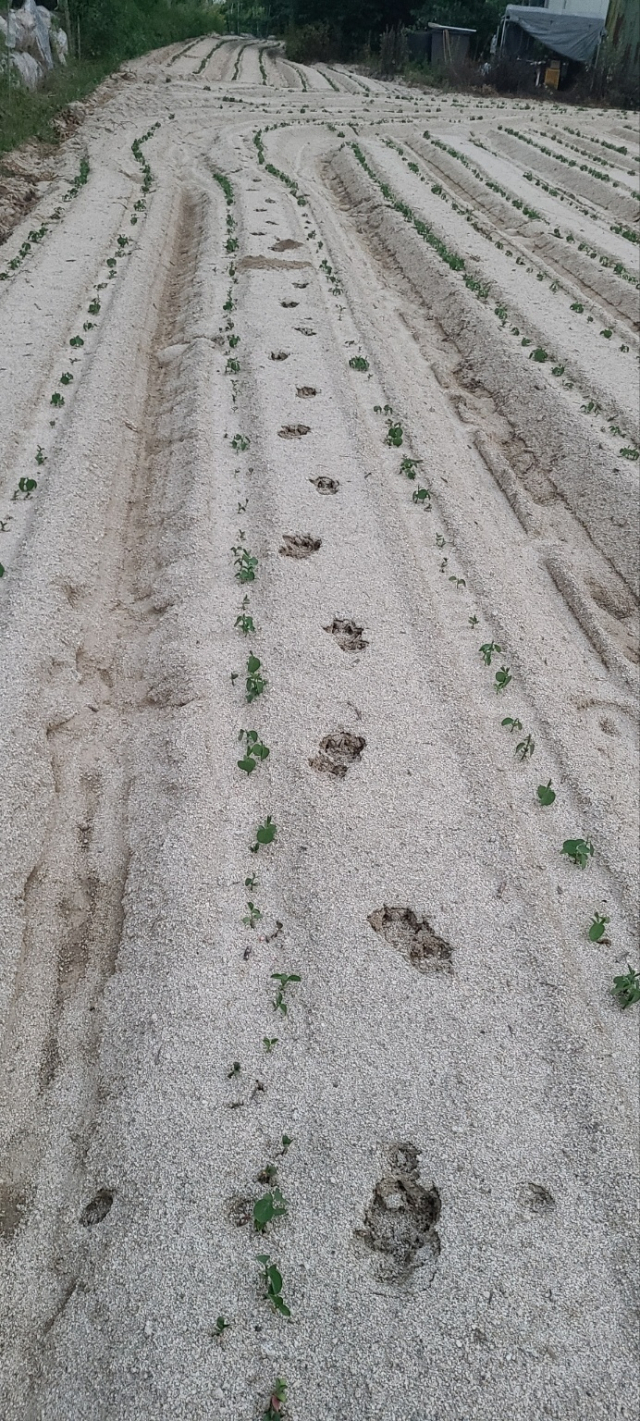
[561, 837, 594, 869]
[262, 1377, 288, 1420]
[227, 1061, 241, 1078]
[69, 335, 84, 347]
[238, 729, 270, 775]
[537, 780, 556, 806]
[213, 1316, 231, 1338]
[60, 372, 73, 385]
[349, 355, 369, 371]
[246, 654, 267, 704]
[230, 672, 239, 685]
[552, 365, 565, 376]
[35, 446, 46, 465]
[529, 348, 549, 363]
[259, 1164, 278, 1185]
[281, 1134, 292, 1153]
[271, 972, 300, 1015]
[263, 1037, 278, 1052]
[13, 477, 37, 500]
[494, 667, 512, 693]
[228, 334, 240, 348]
[570, 302, 584, 312]
[412, 486, 431, 504]
[600, 329, 612, 339]
[245, 873, 258, 889]
[469, 615, 479, 627]
[435, 534, 446, 548]
[0, 563, 4, 577]
[620, 447, 639, 460]
[235, 608, 255, 635]
[501, 716, 522, 732]
[88, 299, 100, 315]
[256, 1255, 291, 1317]
[400, 456, 421, 480]
[50, 392, 64, 407]
[588, 912, 609, 943]
[231, 433, 250, 451]
[480, 641, 501, 664]
[385, 422, 403, 447]
[83, 321, 95, 331]
[243, 901, 263, 929]
[253, 1188, 287, 1233]
[233, 547, 258, 584]
[515, 734, 535, 760]
[251, 816, 277, 853]
[226, 358, 240, 375]
[449, 576, 466, 590]
[612, 966, 640, 1009]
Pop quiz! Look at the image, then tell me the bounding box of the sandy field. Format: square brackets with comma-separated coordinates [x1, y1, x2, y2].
[0, 35, 638, 1421]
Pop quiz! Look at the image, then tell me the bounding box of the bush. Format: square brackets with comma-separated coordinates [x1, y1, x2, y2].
[283, 23, 337, 64]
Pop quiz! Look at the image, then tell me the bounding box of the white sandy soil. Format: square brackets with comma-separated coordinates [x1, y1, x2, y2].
[0, 36, 638, 1421]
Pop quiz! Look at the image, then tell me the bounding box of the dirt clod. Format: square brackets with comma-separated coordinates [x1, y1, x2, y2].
[279, 533, 321, 559]
[80, 1190, 114, 1227]
[358, 1142, 441, 1282]
[278, 423, 310, 438]
[368, 906, 452, 971]
[310, 730, 366, 778]
[310, 476, 339, 494]
[323, 618, 367, 651]
[271, 238, 303, 251]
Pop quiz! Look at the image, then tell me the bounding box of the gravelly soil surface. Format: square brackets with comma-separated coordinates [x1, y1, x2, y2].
[0, 36, 638, 1421]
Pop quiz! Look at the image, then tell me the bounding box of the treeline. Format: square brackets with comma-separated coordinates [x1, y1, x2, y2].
[228, 0, 501, 60]
[61, 0, 224, 63]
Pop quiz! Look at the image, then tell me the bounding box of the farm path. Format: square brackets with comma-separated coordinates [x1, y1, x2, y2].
[0, 35, 638, 1421]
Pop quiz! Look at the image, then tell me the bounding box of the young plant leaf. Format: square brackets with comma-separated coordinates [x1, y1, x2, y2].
[537, 780, 556, 806]
[561, 837, 594, 869]
[587, 912, 609, 943]
[612, 966, 640, 1009]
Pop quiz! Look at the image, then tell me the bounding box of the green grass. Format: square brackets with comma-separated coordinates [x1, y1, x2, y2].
[0, 3, 223, 157]
[0, 57, 112, 155]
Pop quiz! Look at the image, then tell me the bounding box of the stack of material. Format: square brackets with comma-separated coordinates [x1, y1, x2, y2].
[0, 0, 68, 89]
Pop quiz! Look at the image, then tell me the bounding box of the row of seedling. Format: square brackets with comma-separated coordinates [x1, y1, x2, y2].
[0, 154, 90, 284]
[216, 174, 295, 1414]
[1, 131, 157, 582]
[356, 140, 633, 446]
[370, 378, 638, 1009]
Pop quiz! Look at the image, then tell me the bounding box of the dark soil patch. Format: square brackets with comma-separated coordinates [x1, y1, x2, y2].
[280, 533, 321, 559]
[80, 1189, 113, 1227]
[310, 730, 366, 778]
[368, 906, 452, 972]
[278, 423, 310, 438]
[323, 617, 367, 651]
[310, 476, 339, 494]
[358, 1142, 441, 1283]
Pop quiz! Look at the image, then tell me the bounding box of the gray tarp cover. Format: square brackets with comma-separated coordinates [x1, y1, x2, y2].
[504, 5, 606, 61]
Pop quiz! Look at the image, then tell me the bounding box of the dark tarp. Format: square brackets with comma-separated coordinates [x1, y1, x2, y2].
[504, 5, 606, 62]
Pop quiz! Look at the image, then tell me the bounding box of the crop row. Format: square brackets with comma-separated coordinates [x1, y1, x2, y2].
[0, 126, 160, 582]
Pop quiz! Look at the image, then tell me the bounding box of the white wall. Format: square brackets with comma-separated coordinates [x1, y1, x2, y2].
[545, 0, 608, 18]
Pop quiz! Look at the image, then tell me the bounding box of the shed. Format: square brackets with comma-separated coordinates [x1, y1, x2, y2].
[429, 23, 476, 64]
